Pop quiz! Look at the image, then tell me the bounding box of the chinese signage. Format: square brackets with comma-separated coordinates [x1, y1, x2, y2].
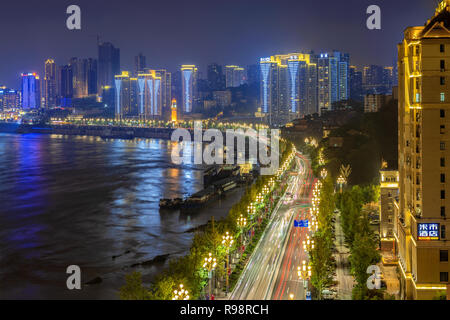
[418, 223, 440, 240]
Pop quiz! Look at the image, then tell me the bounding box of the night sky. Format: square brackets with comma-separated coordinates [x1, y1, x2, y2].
[0, 0, 436, 88]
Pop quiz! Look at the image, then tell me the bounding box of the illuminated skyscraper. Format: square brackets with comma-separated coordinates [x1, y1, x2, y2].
[154, 69, 172, 120]
[114, 71, 139, 119]
[21, 73, 40, 110]
[43, 59, 57, 108]
[98, 40, 120, 96]
[115, 71, 130, 120]
[260, 53, 317, 126]
[317, 51, 350, 113]
[181, 65, 197, 113]
[137, 70, 163, 119]
[396, 0, 450, 299]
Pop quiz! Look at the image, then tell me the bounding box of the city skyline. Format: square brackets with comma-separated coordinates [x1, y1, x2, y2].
[0, 0, 435, 88]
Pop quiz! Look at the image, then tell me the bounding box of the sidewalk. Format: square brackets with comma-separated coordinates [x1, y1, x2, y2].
[334, 211, 354, 300]
[379, 251, 400, 298]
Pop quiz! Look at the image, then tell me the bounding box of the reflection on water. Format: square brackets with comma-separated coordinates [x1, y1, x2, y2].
[0, 133, 244, 299]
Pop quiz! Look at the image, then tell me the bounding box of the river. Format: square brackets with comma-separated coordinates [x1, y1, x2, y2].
[0, 133, 244, 299]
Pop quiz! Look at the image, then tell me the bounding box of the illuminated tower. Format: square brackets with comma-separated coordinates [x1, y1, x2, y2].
[171, 98, 178, 122]
[114, 71, 130, 120]
[137, 70, 163, 119]
[260, 53, 316, 126]
[317, 51, 349, 114]
[43, 59, 56, 108]
[181, 65, 197, 113]
[396, 0, 450, 299]
[21, 73, 40, 109]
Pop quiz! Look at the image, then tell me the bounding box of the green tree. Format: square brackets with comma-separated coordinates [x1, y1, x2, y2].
[119, 272, 151, 300]
[349, 233, 380, 299]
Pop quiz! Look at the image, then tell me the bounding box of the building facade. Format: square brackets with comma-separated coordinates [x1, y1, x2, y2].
[225, 65, 245, 88]
[181, 65, 198, 113]
[260, 53, 317, 126]
[317, 51, 350, 114]
[364, 94, 390, 113]
[380, 170, 399, 251]
[396, 0, 450, 299]
[98, 41, 120, 97]
[0, 87, 20, 110]
[21, 73, 40, 110]
[43, 59, 57, 108]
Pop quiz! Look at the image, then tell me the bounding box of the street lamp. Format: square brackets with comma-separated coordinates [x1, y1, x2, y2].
[237, 215, 247, 248]
[297, 260, 312, 300]
[337, 175, 345, 193]
[320, 168, 327, 180]
[203, 252, 217, 300]
[172, 284, 189, 300]
[222, 232, 234, 296]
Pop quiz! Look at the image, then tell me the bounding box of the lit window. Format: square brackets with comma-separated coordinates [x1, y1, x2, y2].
[441, 93, 446, 102]
[416, 93, 420, 102]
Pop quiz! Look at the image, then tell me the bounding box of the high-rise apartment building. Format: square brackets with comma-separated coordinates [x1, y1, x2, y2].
[136, 70, 165, 119]
[181, 65, 198, 113]
[317, 51, 350, 113]
[0, 87, 21, 110]
[225, 65, 245, 88]
[396, 0, 450, 299]
[153, 69, 172, 120]
[207, 63, 225, 91]
[134, 53, 146, 76]
[43, 59, 57, 108]
[349, 65, 363, 101]
[21, 73, 40, 110]
[114, 71, 139, 119]
[70, 58, 98, 98]
[260, 53, 317, 126]
[57, 64, 73, 107]
[98, 41, 120, 97]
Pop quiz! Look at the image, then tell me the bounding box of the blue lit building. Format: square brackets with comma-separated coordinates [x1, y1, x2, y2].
[260, 53, 316, 127]
[21, 73, 41, 110]
[181, 65, 197, 113]
[317, 51, 350, 113]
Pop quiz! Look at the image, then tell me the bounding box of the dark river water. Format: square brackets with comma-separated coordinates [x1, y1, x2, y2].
[0, 133, 244, 299]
